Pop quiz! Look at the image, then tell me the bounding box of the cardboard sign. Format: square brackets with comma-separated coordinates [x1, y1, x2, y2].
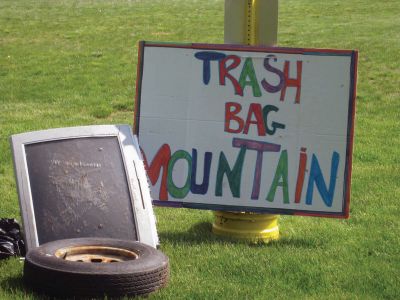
[135, 42, 357, 218]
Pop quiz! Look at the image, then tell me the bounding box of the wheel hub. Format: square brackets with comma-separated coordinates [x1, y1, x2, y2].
[55, 246, 139, 263]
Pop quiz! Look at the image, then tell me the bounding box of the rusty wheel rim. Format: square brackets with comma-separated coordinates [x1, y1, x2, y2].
[55, 246, 139, 263]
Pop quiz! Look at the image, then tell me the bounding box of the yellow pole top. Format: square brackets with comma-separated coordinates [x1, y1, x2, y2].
[224, 0, 278, 46]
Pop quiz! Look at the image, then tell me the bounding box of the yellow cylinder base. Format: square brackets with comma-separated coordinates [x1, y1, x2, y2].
[212, 211, 279, 243]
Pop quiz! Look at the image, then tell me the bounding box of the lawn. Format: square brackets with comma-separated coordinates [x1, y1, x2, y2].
[0, 0, 399, 299]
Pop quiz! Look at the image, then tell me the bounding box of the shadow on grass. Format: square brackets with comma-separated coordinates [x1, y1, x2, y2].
[158, 222, 217, 245]
[1, 276, 118, 300]
[265, 237, 323, 249]
[0, 274, 24, 293]
[159, 221, 323, 249]
[0, 275, 47, 300]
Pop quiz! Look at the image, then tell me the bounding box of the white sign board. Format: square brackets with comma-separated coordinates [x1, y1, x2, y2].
[135, 42, 357, 218]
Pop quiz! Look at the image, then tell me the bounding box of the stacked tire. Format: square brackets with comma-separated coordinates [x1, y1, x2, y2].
[23, 238, 169, 298]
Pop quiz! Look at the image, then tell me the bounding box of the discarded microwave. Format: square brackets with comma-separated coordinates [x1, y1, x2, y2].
[11, 125, 158, 251]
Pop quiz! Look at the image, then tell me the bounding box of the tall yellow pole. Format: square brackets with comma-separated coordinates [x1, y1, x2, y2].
[224, 0, 278, 46]
[212, 0, 280, 243]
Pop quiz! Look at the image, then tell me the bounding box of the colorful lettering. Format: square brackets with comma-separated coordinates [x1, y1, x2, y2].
[225, 102, 285, 136]
[219, 55, 243, 96]
[295, 147, 307, 203]
[243, 103, 267, 136]
[225, 102, 244, 134]
[238, 57, 262, 97]
[262, 105, 286, 135]
[167, 150, 192, 199]
[194, 51, 226, 85]
[191, 149, 212, 195]
[280, 60, 302, 103]
[141, 144, 171, 201]
[215, 147, 247, 198]
[306, 151, 340, 207]
[261, 55, 285, 93]
[266, 150, 289, 203]
[232, 138, 280, 200]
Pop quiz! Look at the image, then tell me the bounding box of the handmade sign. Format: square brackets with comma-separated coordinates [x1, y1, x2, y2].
[135, 42, 357, 218]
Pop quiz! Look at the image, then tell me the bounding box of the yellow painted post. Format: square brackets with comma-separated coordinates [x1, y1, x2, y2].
[224, 0, 278, 46]
[212, 0, 280, 243]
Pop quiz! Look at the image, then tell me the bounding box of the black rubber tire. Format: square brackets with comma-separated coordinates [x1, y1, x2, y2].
[23, 238, 169, 298]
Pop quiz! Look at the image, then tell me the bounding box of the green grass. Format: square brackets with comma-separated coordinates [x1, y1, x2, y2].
[1, 0, 399, 299]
